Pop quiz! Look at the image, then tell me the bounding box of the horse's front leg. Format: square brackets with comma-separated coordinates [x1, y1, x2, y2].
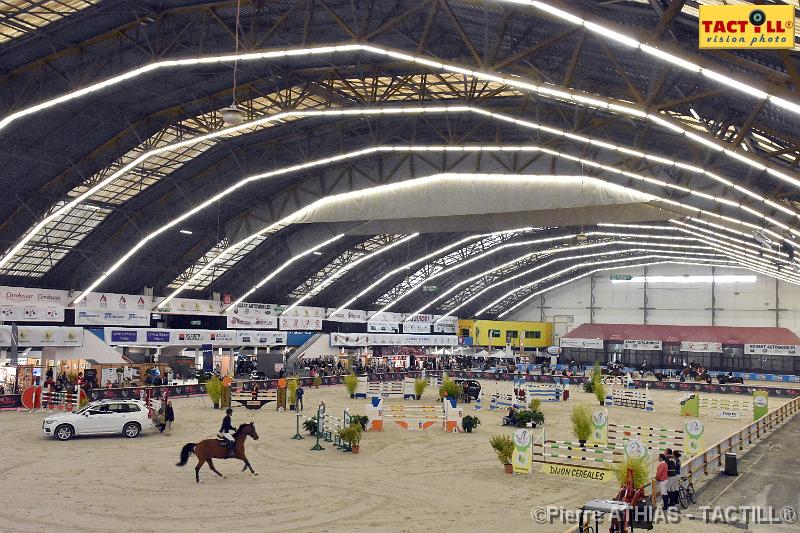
[240, 456, 257, 475]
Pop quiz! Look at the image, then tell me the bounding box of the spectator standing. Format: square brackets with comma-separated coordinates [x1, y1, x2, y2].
[296, 385, 304, 411]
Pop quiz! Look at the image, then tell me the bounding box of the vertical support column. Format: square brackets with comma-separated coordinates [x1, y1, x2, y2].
[776, 278, 780, 327]
[643, 265, 649, 325]
[711, 266, 716, 326]
[590, 275, 596, 324]
[539, 295, 546, 322]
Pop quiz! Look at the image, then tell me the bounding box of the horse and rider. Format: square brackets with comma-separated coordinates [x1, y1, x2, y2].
[176, 407, 259, 482]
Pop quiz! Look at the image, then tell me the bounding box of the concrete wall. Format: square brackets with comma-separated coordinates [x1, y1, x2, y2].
[508, 264, 800, 340]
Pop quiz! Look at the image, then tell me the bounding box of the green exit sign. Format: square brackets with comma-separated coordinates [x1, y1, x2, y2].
[422, 285, 438, 292]
[610, 274, 633, 281]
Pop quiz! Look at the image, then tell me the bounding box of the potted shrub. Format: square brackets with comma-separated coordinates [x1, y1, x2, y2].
[414, 378, 428, 400]
[571, 405, 593, 447]
[528, 410, 545, 428]
[594, 380, 606, 405]
[313, 375, 322, 388]
[339, 424, 362, 454]
[613, 456, 650, 490]
[344, 373, 358, 398]
[205, 375, 222, 409]
[489, 434, 515, 474]
[583, 380, 595, 394]
[349, 415, 369, 430]
[287, 376, 299, 410]
[303, 417, 318, 435]
[528, 398, 542, 412]
[439, 378, 463, 406]
[462, 415, 481, 433]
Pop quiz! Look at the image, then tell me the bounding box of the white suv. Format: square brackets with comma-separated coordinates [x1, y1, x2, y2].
[42, 400, 155, 441]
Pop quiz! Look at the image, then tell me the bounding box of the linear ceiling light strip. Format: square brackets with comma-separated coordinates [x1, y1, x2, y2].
[76, 152, 793, 307]
[4, 102, 795, 276]
[671, 221, 791, 265]
[280, 233, 419, 315]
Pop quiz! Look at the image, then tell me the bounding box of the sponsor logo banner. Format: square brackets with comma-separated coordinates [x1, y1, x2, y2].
[623, 339, 662, 351]
[75, 309, 150, 327]
[110, 330, 139, 343]
[512, 429, 533, 475]
[226, 302, 281, 329]
[680, 341, 722, 353]
[325, 308, 368, 323]
[104, 328, 287, 346]
[403, 322, 431, 334]
[699, 4, 794, 49]
[0, 326, 84, 347]
[146, 330, 171, 343]
[280, 305, 325, 318]
[368, 311, 404, 323]
[0, 286, 68, 323]
[367, 321, 399, 333]
[155, 298, 223, 316]
[278, 316, 323, 331]
[330, 333, 458, 347]
[745, 344, 798, 356]
[539, 463, 611, 482]
[560, 337, 604, 349]
[433, 316, 458, 334]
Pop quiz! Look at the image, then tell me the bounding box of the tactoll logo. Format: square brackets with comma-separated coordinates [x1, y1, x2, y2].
[699, 4, 795, 49]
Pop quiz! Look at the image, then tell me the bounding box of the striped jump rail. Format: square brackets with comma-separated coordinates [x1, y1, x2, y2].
[231, 389, 278, 410]
[365, 398, 462, 432]
[533, 440, 621, 467]
[698, 398, 753, 410]
[605, 388, 654, 412]
[607, 424, 683, 451]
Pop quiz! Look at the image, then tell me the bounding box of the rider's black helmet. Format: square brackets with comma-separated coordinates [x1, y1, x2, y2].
[226, 408, 233, 415]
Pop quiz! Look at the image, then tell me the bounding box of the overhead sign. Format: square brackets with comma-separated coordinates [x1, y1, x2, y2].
[699, 4, 794, 49]
[281, 305, 325, 318]
[329, 333, 458, 347]
[0, 325, 83, 347]
[403, 322, 431, 334]
[680, 341, 722, 353]
[155, 297, 223, 316]
[422, 285, 438, 293]
[367, 321, 400, 333]
[560, 337, 603, 349]
[433, 316, 458, 334]
[103, 328, 286, 346]
[0, 286, 68, 323]
[745, 344, 798, 356]
[226, 303, 279, 329]
[623, 339, 662, 351]
[325, 308, 368, 323]
[609, 274, 633, 281]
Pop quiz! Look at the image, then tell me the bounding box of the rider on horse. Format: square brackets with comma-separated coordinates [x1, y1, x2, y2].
[219, 408, 235, 457]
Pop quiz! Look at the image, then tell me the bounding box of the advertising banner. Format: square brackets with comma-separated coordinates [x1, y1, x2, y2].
[512, 429, 533, 475]
[278, 316, 323, 331]
[368, 311, 404, 323]
[0, 325, 83, 347]
[540, 463, 611, 482]
[744, 344, 798, 356]
[236, 331, 286, 346]
[75, 309, 151, 327]
[560, 337, 603, 349]
[330, 333, 458, 347]
[281, 305, 325, 318]
[367, 321, 400, 333]
[103, 328, 287, 347]
[589, 409, 608, 446]
[698, 4, 794, 50]
[753, 390, 769, 421]
[403, 322, 431, 334]
[680, 341, 722, 353]
[683, 419, 704, 458]
[0, 286, 68, 323]
[155, 297, 223, 316]
[226, 302, 280, 329]
[433, 316, 458, 334]
[623, 339, 662, 351]
[325, 308, 368, 323]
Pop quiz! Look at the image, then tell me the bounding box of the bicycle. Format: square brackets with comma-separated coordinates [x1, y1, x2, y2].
[678, 476, 697, 508]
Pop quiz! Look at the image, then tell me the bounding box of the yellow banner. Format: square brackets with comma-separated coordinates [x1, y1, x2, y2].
[539, 463, 612, 482]
[699, 5, 795, 49]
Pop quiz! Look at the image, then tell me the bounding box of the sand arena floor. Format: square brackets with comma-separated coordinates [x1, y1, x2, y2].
[1, 381, 788, 533]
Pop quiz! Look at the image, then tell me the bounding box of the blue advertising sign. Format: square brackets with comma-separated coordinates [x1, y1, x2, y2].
[110, 330, 138, 343]
[146, 330, 171, 343]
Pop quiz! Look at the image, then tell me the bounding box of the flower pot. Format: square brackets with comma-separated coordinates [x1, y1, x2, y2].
[415, 395, 421, 400]
[350, 394, 355, 399]
[351, 444, 360, 454]
[447, 397, 457, 408]
[212, 402, 219, 409]
[578, 440, 586, 447]
[599, 400, 605, 406]
[504, 463, 513, 474]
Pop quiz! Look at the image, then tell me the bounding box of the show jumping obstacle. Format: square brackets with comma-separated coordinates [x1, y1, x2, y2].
[365, 397, 462, 432]
[231, 388, 278, 410]
[537, 440, 621, 468]
[679, 393, 756, 419]
[20, 385, 86, 412]
[354, 376, 416, 399]
[607, 424, 683, 452]
[297, 402, 355, 452]
[605, 388, 654, 412]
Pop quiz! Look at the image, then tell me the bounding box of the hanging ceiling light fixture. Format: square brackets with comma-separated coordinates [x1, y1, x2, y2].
[221, 0, 245, 126]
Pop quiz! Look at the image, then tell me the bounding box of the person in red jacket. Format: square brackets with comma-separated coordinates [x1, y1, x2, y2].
[655, 453, 669, 510]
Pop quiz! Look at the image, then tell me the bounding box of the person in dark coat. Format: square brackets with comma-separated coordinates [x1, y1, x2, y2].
[162, 401, 174, 434]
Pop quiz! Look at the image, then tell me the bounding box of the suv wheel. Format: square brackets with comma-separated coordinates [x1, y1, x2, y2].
[55, 424, 74, 441]
[123, 422, 141, 438]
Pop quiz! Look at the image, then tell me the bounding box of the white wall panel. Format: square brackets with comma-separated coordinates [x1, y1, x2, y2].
[508, 264, 800, 335]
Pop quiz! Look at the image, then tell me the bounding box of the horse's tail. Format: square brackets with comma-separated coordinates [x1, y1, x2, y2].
[176, 443, 196, 466]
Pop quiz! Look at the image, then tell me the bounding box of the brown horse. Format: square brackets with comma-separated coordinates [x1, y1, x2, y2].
[176, 422, 259, 482]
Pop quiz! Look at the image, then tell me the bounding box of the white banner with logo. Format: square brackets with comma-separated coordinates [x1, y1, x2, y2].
[0, 286, 68, 323]
[155, 297, 223, 316]
[73, 292, 152, 326]
[403, 313, 436, 323]
[680, 341, 722, 353]
[368, 311, 404, 323]
[367, 321, 400, 333]
[560, 337, 604, 349]
[281, 305, 325, 318]
[744, 344, 798, 356]
[75, 309, 151, 327]
[103, 328, 286, 346]
[623, 339, 662, 351]
[433, 316, 458, 334]
[330, 333, 458, 347]
[226, 303, 279, 329]
[278, 316, 323, 331]
[325, 308, 368, 323]
[0, 325, 83, 347]
[403, 322, 431, 334]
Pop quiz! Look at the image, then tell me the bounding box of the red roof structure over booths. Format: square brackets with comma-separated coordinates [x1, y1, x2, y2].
[562, 324, 800, 345]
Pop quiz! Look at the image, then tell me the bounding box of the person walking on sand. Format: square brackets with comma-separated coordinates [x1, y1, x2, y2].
[655, 453, 669, 509]
[296, 384, 304, 411]
[163, 401, 174, 434]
